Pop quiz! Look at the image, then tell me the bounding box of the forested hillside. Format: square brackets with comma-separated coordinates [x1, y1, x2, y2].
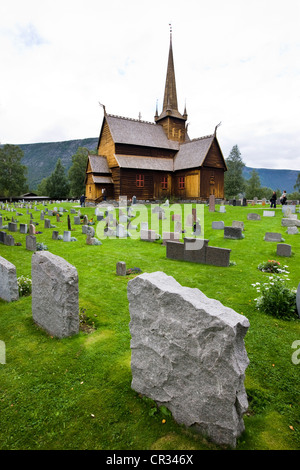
[1, 138, 299, 193]
[18, 138, 98, 190]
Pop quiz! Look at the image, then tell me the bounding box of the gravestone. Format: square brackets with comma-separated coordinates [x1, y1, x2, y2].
[19, 223, 28, 234]
[264, 232, 282, 242]
[128, 272, 250, 448]
[116, 261, 126, 276]
[212, 221, 224, 230]
[209, 194, 215, 212]
[296, 283, 300, 318]
[232, 221, 244, 231]
[174, 221, 182, 233]
[63, 231, 71, 242]
[26, 235, 36, 251]
[40, 211, 44, 220]
[276, 243, 291, 257]
[82, 225, 89, 234]
[29, 224, 36, 235]
[116, 224, 125, 238]
[140, 229, 159, 241]
[224, 226, 243, 239]
[282, 218, 300, 227]
[52, 231, 59, 240]
[0, 231, 6, 244]
[86, 226, 95, 237]
[247, 213, 261, 220]
[0, 216, 2, 229]
[4, 234, 14, 246]
[162, 232, 180, 245]
[44, 219, 51, 229]
[282, 205, 295, 215]
[74, 216, 81, 225]
[31, 251, 79, 338]
[8, 222, 17, 232]
[219, 205, 226, 213]
[286, 226, 299, 235]
[263, 211, 275, 217]
[0, 256, 19, 302]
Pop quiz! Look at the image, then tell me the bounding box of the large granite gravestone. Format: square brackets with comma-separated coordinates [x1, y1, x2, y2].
[128, 272, 250, 448]
[0, 256, 19, 302]
[31, 251, 79, 338]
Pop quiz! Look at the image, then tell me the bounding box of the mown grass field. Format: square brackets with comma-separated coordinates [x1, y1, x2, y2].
[0, 201, 299, 450]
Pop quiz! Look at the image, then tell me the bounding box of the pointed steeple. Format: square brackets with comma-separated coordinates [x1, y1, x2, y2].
[162, 26, 178, 113]
[155, 25, 187, 127]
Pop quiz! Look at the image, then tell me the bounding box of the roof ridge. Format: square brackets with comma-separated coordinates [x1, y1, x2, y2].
[107, 113, 156, 126]
[186, 134, 214, 143]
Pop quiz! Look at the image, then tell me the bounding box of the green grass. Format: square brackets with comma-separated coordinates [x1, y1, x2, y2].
[0, 201, 299, 450]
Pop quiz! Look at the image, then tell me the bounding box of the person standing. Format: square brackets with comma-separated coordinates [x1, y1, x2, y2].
[270, 191, 277, 208]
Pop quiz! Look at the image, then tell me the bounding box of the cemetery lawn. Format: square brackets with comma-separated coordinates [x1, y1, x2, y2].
[0, 201, 299, 451]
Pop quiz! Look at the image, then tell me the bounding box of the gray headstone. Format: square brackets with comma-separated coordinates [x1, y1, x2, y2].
[282, 218, 300, 227]
[263, 211, 275, 217]
[276, 243, 292, 257]
[0, 216, 2, 229]
[286, 226, 299, 234]
[0, 231, 6, 244]
[232, 221, 244, 230]
[31, 251, 79, 338]
[26, 235, 36, 251]
[52, 231, 59, 240]
[63, 231, 71, 242]
[4, 234, 14, 246]
[264, 232, 282, 242]
[247, 213, 261, 220]
[19, 223, 28, 234]
[8, 222, 17, 232]
[116, 261, 126, 276]
[224, 226, 243, 239]
[74, 216, 81, 225]
[212, 221, 224, 230]
[44, 219, 51, 229]
[219, 205, 226, 213]
[128, 272, 250, 448]
[29, 224, 36, 235]
[0, 256, 19, 302]
[296, 283, 300, 318]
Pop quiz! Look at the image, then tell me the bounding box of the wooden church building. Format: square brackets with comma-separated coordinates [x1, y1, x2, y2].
[85, 31, 227, 203]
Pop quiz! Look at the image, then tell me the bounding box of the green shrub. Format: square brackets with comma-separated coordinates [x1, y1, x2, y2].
[253, 276, 297, 320]
[257, 260, 289, 274]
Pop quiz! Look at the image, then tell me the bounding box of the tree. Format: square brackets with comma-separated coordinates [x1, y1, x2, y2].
[224, 145, 245, 198]
[0, 144, 28, 197]
[245, 169, 262, 199]
[37, 177, 49, 196]
[46, 159, 70, 199]
[294, 172, 300, 192]
[68, 147, 95, 197]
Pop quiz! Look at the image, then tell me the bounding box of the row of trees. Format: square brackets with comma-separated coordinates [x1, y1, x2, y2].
[0, 144, 96, 199]
[224, 144, 300, 200]
[1, 142, 300, 201]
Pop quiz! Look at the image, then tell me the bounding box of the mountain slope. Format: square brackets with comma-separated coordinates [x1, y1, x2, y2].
[19, 138, 98, 189]
[2, 138, 299, 193]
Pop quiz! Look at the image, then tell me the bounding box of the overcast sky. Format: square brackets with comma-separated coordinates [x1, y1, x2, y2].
[0, 0, 299, 170]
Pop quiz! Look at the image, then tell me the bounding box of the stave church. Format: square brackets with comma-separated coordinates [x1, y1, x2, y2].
[85, 30, 227, 203]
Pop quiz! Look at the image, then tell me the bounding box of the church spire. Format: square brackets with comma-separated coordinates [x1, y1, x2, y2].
[155, 25, 187, 128]
[162, 24, 178, 113]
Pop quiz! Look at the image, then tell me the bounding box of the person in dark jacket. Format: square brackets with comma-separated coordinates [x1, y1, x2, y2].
[270, 190, 277, 208]
[80, 194, 86, 207]
[280, 190, 287, 205]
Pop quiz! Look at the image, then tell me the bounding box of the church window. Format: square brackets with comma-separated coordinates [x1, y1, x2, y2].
[161, 176, 168, 190]
[179, 176, 185, 190]
[136, 174, 144, 187]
